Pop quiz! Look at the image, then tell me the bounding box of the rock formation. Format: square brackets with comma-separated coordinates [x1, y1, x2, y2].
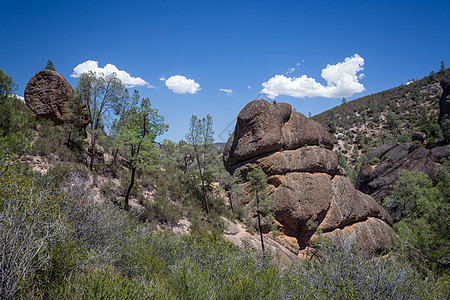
[355, 143, 450, 202]
[25, 69, 74, 125]
[224, 100, 394, 255]
[439, 73, 450, 126]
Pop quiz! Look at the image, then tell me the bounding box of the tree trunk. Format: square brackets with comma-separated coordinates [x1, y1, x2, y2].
[89, 132, 96, 172]
[112, 148, 119, 166]
[195, 150, 209, 214]
[256, 194, 265, 253]
[124, 164, 135, 211]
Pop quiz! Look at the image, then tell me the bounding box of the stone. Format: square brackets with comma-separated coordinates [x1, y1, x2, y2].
[322, 217, 395, 254]
[430, 146, 450, 163]
[438, 73, 450, 126]
[356, 144, 446, 202]
[269, 173, 332, 238]
[370, 143, 399, 161]
[229, 146, 339, 178]
[223, 100, 332, 169]
[224, 99, 395, 255]
[412, 132, 426, 142]
[25, 69, 73, 125]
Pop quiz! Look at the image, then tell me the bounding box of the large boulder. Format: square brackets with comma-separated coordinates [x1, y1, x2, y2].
[25, 69, 74, 125]
[438, 73, 450, 126]
[223, 100, 332, 169]
[224, 100, 394, 255]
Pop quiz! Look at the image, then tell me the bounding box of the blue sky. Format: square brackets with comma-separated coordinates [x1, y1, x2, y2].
[1, 0, 450, 142]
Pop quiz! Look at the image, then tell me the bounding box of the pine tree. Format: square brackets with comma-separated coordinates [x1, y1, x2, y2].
[247, 167, 271, 253]
[186, 114, 214, 214]
[44, 60, 56, 71]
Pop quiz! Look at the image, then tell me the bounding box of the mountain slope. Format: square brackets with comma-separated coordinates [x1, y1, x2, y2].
[312, 68, 449, 172]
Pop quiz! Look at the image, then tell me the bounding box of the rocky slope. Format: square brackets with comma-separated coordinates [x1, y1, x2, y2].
[312, 69, 450, 166]
[224, 100, 394, 255]
[355, 143, 449, 202]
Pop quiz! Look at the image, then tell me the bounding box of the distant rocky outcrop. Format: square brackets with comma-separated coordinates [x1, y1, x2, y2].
[355, 143, 450, 202]
[439, 73, 450, 126]
[25, 69, 74, 125]
[224, 100, 394, 255]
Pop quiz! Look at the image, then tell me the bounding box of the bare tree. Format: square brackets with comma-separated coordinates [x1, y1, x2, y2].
[186, 114, 214, 214]
[76, 71, 126, 172]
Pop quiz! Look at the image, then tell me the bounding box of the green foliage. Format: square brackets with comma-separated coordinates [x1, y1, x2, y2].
[44, 59, 56, 71]
[441, 119, 450, 145]
[384, 167, 450, 276]
[0, 68, 17, 98]
[385, 110, 402, 134]
[0, 69, 34, 154]
[62, 91, 87, 151]
[76, 71, 127, 171]
[32, 119, 83, 162]
[1, 154, 447, 299]
[186, 114, 215, 213]
[247, 167, 272, 251]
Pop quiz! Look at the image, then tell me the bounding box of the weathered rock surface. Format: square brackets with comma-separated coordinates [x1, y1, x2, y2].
[223, 100, 332, 169]
[229, 146, 341, 178]
[439, 73, 450, 126]
[224, 99, 394, 256]
[355, 143, 448, 201]
[25, 69, 74, 125]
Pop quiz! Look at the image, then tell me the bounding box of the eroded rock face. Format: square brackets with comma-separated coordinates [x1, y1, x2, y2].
[25, 70, 73, 125]
[439, 73, 450, 126]
[223, 100, 332, 169]
[355, 143, 448, 201]
[224, 99, 394, 255]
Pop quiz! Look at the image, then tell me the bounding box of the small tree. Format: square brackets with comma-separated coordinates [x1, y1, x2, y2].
[329, 111, 337, 133]
[385, 111, 401, 135]
[44, 60, 56, 71]
[440, 60, 446, 72]
[62, 91, 88, 152]
[341, 97, 347, 105]
[247, 167, 270, 253]
[76, 71, 126, 173]
[229, 169, 244, 214]
[186, 114, 214, 214]
[114, 95, 167, 210]
[412, 88, 422, 104]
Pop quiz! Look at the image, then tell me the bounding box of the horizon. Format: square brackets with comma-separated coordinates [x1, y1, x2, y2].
[1, 0, 449, 142]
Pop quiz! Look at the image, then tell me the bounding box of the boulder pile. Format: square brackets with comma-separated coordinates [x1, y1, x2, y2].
[224, 100, 394, 255]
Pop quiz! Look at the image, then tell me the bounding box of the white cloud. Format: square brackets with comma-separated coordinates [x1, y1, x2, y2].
[248, 85, 251, 89]
[13, 95, 24, 102]
[159, 76, 166, 81]
[71, 60, 152, 88]
[165, 75, 200, 94]
[261, 54, 365, 99]
[219, 88, 233, 96]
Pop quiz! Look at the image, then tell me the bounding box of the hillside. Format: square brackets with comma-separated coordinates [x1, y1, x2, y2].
[1, 66, 449, 298]
[313, 68, 450, 173]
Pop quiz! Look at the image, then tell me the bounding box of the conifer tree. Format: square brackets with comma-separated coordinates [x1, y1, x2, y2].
[44, 60, 56, 71]
[247, 167, 271, 253]
[186, 114, 214, 214]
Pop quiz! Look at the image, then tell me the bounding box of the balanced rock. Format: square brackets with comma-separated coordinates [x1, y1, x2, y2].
[224, 100, 394, 255]
[223, 100, 332, 169]
[25, 69, 73, 125]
